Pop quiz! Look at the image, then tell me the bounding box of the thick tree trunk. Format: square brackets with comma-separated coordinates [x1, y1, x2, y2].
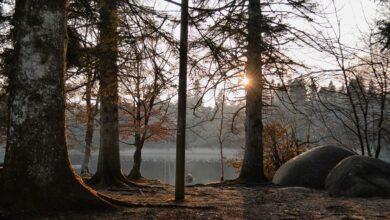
[239, 0, 268, 183]
[89, 0, 130, 188]
[0, 0, 113, 212]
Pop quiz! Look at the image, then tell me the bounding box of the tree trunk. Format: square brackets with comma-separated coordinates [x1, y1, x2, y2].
[175, 0, 189, 201]
[81, 141, 92, 175]
[89, 0, 131, 188]
[128, 141, 142, 180]
[81, 71, 98, 176]
[128, 62, 143, 180]
[239, 0, 268, 183]
[0, 0, 113, 212]
[218, 82, 226, 182]
[128, 83, 144, 180]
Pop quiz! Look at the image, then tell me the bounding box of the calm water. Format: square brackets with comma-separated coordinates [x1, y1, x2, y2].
[69, 148, 240, 185]
[0, 147, 241, 185]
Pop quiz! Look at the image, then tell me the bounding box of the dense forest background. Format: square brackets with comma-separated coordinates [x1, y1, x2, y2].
[39, 77, 390, 160]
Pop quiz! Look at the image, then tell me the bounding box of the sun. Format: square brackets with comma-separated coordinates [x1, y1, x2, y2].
[241, 77, 250, 86]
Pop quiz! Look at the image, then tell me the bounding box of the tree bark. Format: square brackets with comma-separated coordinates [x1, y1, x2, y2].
[239, 0, 268, 183]
[0, 0, 113, 212]
[128, 64, 143, 180]
[81, 70, 98, 176]
[218, 82, 226, 182]
[127, 54, 161, 180]
[175, 0, 189, 201]
[89, 0, 131, 188]
[128, 141, 143, 180]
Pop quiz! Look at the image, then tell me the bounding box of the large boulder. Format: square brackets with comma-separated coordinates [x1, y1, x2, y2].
[272, 145, 356, 189]
[325, 155, 390, 197]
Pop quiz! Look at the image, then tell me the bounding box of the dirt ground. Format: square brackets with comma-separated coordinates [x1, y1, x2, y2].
[10, 179, 387, 220]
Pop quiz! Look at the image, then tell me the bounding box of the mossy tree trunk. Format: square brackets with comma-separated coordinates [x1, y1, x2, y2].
[0, 0, 113, 212]
[89, 0, 130, 188]
[239, 0, 268, 183]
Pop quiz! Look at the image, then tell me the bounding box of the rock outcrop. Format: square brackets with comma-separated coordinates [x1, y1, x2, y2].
[273, 145, 356, 189]
[325, 155, 390, 197]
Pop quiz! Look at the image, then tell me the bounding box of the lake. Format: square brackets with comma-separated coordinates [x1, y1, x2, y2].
[0, 147, 241, 185]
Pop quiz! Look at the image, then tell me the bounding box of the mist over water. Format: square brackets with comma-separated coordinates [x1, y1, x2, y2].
[69, 147, 241, 185]
[1, 146, 240, 184]
[3, 144, 390, 185]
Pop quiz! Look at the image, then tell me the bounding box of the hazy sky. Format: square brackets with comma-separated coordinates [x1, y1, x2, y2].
[160, 0, 382, 69]
[320, 0, 379, 44]
[285, 0, 383, 79]
[154, 0, 384, 97]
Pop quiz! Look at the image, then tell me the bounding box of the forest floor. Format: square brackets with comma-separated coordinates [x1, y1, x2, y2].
[3, 178, 390, 220]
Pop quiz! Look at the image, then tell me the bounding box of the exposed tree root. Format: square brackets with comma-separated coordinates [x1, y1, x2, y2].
[88, 172, 151, 189]
[0, 174, 117, 216]
[127, 170, 142, 180]
[0, 171, 186, 218]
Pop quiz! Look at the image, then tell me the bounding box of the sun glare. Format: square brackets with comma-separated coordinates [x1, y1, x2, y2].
[242, 77, 250, 86]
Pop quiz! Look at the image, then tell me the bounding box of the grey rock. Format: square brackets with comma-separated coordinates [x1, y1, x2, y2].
[273, 145, 356, 189]
[325, 155, 390, 197]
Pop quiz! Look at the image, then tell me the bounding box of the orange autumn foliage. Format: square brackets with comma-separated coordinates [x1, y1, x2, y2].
[118, 101, 175, 142]
[263, 123, 306, 179]
[227, 122, 306, 179]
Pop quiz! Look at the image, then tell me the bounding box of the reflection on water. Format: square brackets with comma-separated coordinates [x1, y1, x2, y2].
[1, 147, 240, 185]
[4, 145, 390, 185]
[69, 148, 240, 185]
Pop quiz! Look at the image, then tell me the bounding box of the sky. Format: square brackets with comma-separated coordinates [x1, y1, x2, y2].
[151, 0, 385, 102]
[293, 0, 381, 69]
[272, 0, 385, 90]
[161, 0, 382, 68]
[332, 0, 379, 43]
[1, 0, 382, 74]
[0, 0, 384, 97]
